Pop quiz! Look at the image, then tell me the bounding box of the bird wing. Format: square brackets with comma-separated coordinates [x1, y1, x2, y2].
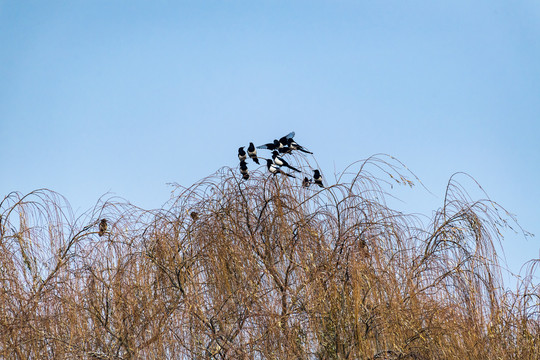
[257, 143, 276, 150]
[284, 131, 295, 139]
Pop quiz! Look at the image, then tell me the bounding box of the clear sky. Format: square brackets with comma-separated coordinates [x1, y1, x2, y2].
[1, 1, 539, 287]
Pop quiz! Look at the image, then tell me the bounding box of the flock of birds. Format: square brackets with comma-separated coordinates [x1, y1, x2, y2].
[237, 131, 324, 188]
[95, 133, 322, 238]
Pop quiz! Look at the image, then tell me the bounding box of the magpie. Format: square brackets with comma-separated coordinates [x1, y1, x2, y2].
[302, 177, 311, 188]
[257, 139, 281, 151]
[247, 142, 259, 164]
[240, 160, 249, 177]
[287, 138, 313, 154]
[257, 131, 295, 150]
[272, 151, 300, 172]
[238, 147, 247, 161]
[98, 219, 107, 237]
[266, 159, 295, 178]
[190, 212, 199, 221]
[278, 146, 292, 154]
[240, 160, 248, 175]
[279, 131, 295, 147]
[313, 169, 324, 188]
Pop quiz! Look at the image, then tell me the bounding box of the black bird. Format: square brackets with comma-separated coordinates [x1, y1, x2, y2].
[98, 219, 107, 237]
[302, 177, 311, 188]
[266, 159, 295, 178]
[279, 131, 295, 147]
[190, 212, 199, 221]
[240, 160, 249, 179]
[287, 138, 313, 154]
[257, 131, 295, 150]
[238, 147, 247, 161]
[272, 151, 300, 172]
[257, 139, 281, 151]
[247, 142, 259, 164]
[313, 169, 324, 188]
[278, 146, 292, 154]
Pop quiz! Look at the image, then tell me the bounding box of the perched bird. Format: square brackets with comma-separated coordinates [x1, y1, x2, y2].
[238, 147, 247, 161]
[266, 159, 295, 178]
[287, 138, 313, 154]
[302, 177, 311, 188]
[257, 139, 281, 151]
[313, 169, 324, 188]
[279, 131, 295, 147]
[247, 142, 259, 164]
[278, 146, 292, 154]
[242, 173, 250, 180]
[272, 151, 300, 172]
[98, 219, 107, 236]
[257, 131, 295, 150]
[240, 160, 249, 176]
[190, 212, 199, 221]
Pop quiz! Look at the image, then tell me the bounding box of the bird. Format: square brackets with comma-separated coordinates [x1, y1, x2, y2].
[98, 219, 107, 236]
[279, 131, 295, 147]
[313, 169, 324, 187]
[257, 139, 281, 151]
[287, 138, 313, 154]
[302, 177, 311, 188]
[266, 159, 295, 178]
[278, 146, 292, 154]
[247, 142, 259, 164]
[190, 212, 199, 221]
[271, 151, 300, 172]
[240, 160, 249, 179]
[238, 147, 247, 161]
[257, 131, 295, 150]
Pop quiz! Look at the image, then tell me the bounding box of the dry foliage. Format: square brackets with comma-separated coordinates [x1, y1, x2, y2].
[0, 155, 538, 359]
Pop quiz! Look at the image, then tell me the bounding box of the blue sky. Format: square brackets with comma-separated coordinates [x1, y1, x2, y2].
[1, 1, 539, 286]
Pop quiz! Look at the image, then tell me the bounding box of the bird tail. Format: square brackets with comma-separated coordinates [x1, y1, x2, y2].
[299, 147, 313, 154]
[253, 158, 260, 164]
[282, 171, 296, 178]
[286, 164, 301, 173]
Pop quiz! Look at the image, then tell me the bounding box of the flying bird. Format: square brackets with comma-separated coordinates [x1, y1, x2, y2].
[98, 219, 107, 237]
[238, 147, 247, 161]
[287, 138, 313, 154]
[247, 142, 259, 164]
[313, 169, 324, 188]
[272, 151, 300, 172]
[266, 159, 295, 178]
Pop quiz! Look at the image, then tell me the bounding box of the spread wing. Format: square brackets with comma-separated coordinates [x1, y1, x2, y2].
[256, 142, 277, 150]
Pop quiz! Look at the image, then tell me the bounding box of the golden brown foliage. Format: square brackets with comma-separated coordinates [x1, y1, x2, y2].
[0, 156, 537, 359]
